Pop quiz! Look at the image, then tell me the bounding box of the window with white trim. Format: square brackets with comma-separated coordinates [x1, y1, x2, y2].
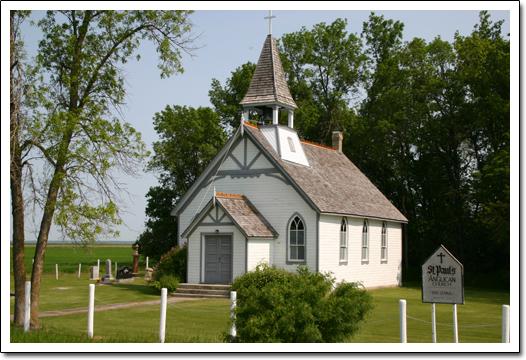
[340, 217, 348, 262]
[289, 216, 305, 261]
[381, 221, 388, 261]
[362, 219, 369, 261]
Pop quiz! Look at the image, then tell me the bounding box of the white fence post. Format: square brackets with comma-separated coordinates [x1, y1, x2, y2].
[399, 299, 407, 343]
[502, 305, 510, 343]
[159, 288, 167, 343]
[431, 303, 437, 343]
[146, 256, 149, 269]
[78, 263, 82, 279]
[230, 291, 237, 339]
[87, 284, 95, 338]
[56, 264, 58, 280]
[24, 281, 31, 332]
[453, 304, 458, 343]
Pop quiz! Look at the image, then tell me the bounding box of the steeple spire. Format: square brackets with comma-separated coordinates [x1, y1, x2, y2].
[240, 30, 297, 127]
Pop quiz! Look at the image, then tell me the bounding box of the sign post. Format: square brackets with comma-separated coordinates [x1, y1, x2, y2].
[422, 245, 464, 343]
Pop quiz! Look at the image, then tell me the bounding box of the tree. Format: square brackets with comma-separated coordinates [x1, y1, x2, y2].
[209, 62, 256, 132]
[18, 10, 199, 327]
[135, 106, 227, 260]
[278, 18, 367, 145]
[10, 9, 32, 328]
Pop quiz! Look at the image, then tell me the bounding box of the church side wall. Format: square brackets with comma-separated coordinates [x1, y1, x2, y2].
[318, 215, 402, 289]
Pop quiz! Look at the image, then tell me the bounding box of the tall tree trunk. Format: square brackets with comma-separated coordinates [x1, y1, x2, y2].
[10, 9, 26, 327]
[11, 152, 26, 327]
[30, 166, 65, 327]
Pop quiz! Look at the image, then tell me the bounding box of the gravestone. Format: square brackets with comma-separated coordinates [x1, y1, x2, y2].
[105, 259, 114, 280]
[132, 245, 139, 278]
[144, 267, 153, 281]
[90, 266, 99, 280]
[115, 266, 134, 283]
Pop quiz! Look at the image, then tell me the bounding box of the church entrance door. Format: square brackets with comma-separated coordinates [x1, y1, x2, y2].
[204, 235, 232, 284]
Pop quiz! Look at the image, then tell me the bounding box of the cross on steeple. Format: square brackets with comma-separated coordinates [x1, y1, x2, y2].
[264, 10, 277, 35]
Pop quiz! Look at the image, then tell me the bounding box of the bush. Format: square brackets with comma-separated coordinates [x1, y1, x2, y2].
[147, 243, 187, 293]
[226, 263, 374, 343]
[148, 273, 179, 293]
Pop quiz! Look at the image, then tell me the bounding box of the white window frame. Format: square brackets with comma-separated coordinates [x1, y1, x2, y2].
[288, 215, 306, 262]
[362, 219, 369, 262]
[381, 221, 388, 262]
[340, 217, 348, 262]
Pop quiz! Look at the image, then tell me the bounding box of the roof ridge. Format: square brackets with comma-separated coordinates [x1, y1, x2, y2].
[244, 121, 258, 129]
[300, 139, 336, 151]
[215, 192, 246, 199]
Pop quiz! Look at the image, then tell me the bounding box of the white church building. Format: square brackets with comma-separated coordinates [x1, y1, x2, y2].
[171, 32, 408, 289]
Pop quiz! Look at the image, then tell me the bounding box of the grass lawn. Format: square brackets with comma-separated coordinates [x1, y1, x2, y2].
[10, 246, 510, 343]
[352, 282, 509, 343]
[11, 277, 509, 343]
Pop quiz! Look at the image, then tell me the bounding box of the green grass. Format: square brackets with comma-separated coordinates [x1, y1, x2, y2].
[10, 274, 160, 314]
[10, 244, 146, 275]
[351, 283, 509, 343]
[11, 278, 509, 343]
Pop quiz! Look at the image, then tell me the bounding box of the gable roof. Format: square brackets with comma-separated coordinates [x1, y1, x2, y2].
[181, 193, 278, 239]
[243, 124, 408, 223]
[239, 35, 297, 109]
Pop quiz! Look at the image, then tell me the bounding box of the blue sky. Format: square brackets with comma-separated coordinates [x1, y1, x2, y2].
[3, 3, 516, 244]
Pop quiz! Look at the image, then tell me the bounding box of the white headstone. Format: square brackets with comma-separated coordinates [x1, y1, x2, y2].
[90, 266, 99, 280]
[105, 259, 114, 280]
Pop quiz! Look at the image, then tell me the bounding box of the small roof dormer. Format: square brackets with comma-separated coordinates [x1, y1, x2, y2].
[240, 12, 297, 128]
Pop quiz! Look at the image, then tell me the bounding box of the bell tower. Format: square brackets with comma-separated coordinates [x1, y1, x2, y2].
[239, 11, 297, 128]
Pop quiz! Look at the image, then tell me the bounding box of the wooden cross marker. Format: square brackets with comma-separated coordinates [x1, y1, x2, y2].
[264, 10, 277, 35]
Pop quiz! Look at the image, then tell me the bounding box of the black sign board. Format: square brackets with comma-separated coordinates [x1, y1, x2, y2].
[116, 266, 133, 280]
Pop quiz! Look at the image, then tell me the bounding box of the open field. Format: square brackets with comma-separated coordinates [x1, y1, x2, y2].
[10, 244, 144, 275]
[10, 246, 510, 343]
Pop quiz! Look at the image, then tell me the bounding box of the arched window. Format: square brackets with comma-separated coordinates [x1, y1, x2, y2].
[340, 217, 348, 262]
[362, 219, 369, 261]
[381, 221, 388, 261]
[289, 215, 305, 261]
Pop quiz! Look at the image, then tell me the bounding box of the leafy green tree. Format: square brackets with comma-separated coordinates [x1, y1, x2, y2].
[20, 10, 199, 326]
[279, 18, 367, 145]
[209, 62, 256, 132]
[135, 106, 227, 260]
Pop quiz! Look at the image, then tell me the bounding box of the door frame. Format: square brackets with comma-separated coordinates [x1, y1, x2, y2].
[200, 232, 233, 284]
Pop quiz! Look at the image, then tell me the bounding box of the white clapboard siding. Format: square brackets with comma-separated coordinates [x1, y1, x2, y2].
[318, 215, 402, 289]
[247, 240, 274, 271]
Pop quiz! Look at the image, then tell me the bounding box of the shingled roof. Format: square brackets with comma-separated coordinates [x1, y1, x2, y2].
[181, 193, 278, 239]
[244, 124, 408, 223]
[240, 35, 297, 109]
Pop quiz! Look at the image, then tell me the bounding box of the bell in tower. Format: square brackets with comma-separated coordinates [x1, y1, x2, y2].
[258, 106, 274, 125]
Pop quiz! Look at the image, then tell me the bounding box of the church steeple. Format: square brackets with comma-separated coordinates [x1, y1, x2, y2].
[240, 12, 297, 128]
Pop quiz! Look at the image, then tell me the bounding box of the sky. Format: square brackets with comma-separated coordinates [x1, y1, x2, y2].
[3, 3, 516, 244]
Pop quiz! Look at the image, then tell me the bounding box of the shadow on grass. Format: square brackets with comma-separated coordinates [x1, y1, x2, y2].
[109, 282, 160, 297]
